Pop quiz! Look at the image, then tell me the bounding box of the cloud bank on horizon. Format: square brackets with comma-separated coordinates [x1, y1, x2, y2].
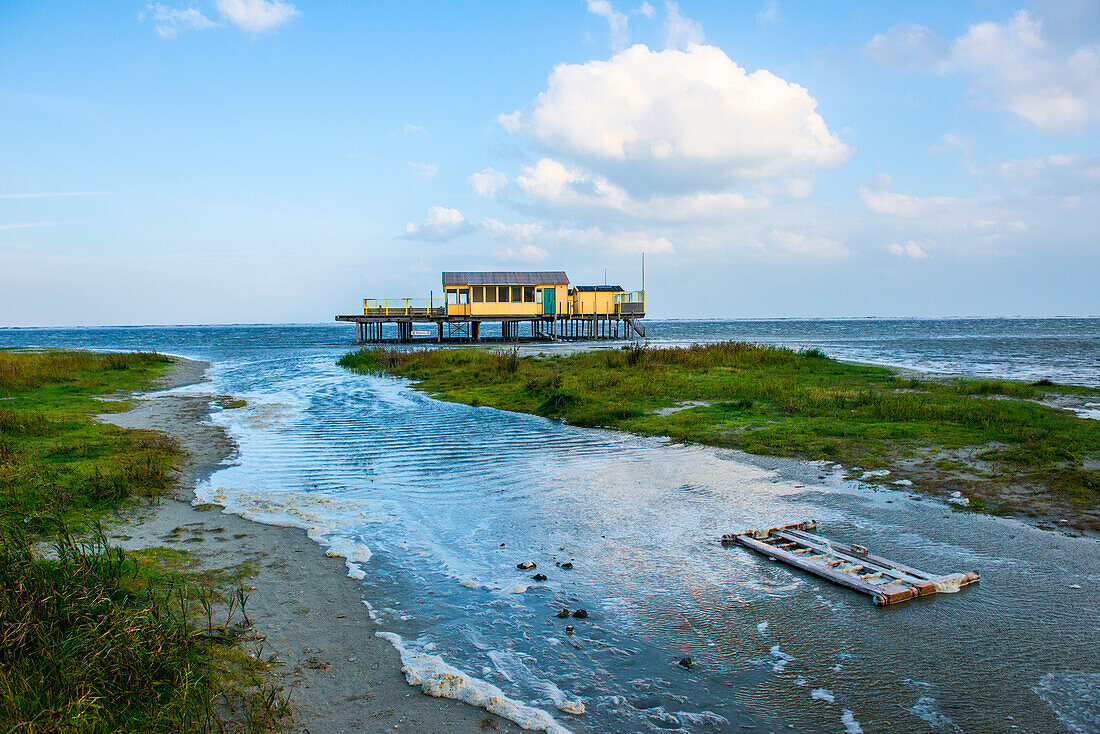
[2, 0, 1099, 324]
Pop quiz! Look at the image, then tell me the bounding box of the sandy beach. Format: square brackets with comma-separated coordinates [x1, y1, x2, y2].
[101, 357, 525, 734]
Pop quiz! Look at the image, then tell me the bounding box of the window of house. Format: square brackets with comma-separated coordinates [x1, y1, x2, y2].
[472, 286, 484, 303]
[510, 286, 522, 303]
[498, 286, 509, 303]
[524, 286, 535, 303]
[446, 288, 457, 305]
[485, 285, 497, 303]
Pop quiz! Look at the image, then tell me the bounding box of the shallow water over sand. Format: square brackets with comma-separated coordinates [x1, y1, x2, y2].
[3, 321, 1099, 732]
[195, 354, 1099, 734]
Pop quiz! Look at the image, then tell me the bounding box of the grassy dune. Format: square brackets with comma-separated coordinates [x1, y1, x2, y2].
[0, 351, 283, 733]
[339, 342, 1100, 531]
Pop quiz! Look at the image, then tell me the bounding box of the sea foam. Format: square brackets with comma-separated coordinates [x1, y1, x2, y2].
[376, 632, 576, 733]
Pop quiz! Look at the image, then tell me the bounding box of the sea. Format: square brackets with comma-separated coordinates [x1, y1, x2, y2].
[3, 318, 1099, 734]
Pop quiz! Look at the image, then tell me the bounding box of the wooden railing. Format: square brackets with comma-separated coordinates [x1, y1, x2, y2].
[615, 291, 645, 316]
[363, 298, 445, 316]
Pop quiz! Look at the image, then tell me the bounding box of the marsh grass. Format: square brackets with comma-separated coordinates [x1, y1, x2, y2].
[339, 342, 1100, 527]
[0, 350, 287, 732]
[1, 524, 286, 733]
[0, 351, 178, 532]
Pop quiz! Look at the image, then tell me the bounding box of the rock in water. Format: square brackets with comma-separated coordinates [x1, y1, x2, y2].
[560, 562, 573, 569]
[571, 609, 588, 619]
[565, 625, 575, 635]
[678, 657, 694, 669]
[555, 608, 570, 618]
[517, 561, 536, 570]
[532, 573, 547, 581]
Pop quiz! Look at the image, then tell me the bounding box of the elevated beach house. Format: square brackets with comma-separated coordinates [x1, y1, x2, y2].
[336, 270, 645, 343]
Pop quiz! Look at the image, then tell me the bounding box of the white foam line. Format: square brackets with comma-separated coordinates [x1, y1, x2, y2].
[360, 600, 382, 625]
[376, 632, 575, 734]
[841, 709, 864, 733]
[194, 486, 374, 581]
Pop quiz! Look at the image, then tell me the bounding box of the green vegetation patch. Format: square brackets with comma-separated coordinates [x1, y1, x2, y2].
[0, 526, 284, 733]
[0, 350, 178, 533]
[339, 342, 1100, 530]
[0, 350, 284, 732]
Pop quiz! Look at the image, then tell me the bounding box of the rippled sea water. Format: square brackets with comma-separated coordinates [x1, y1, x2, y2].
[3, 319, 1099, 733]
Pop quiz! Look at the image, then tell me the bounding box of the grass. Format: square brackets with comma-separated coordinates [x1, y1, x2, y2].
[0, 350, 287, 732]
[339, 342, 1100, 530]
[0, 350, 179, 534]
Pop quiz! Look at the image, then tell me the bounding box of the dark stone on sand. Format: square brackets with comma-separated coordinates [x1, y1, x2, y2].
[560, 562, 573, 570]
[517, 561, 536, 570]
[678, 657, 694, 669]
[555, 608, 570, 618]
[532, 573, 547, 581]
[571, 609, 588, 619]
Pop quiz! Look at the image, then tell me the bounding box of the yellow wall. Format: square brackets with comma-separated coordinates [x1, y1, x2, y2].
[445, 283, 569, 317]
[470, 301, 539, 316]
[571, 290, 619, 315]
[536, 285, 570, 316]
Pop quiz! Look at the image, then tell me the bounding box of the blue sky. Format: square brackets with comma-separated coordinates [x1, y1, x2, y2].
[2, 0, 1099, 325]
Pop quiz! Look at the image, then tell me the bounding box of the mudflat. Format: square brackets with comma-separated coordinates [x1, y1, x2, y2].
[102, 358, 524, 734]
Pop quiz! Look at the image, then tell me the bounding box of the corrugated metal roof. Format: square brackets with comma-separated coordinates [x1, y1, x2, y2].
[572, 285, 624, 292]
[442, 271, 569, 286]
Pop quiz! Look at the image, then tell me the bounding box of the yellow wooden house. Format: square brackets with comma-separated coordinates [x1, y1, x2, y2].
[347, 269, 645, 342]
[443, 271, 570, 317]
[570, 285, 623, 316]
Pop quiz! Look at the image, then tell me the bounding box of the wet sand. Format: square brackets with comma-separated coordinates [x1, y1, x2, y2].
[101, 358, 524, 734]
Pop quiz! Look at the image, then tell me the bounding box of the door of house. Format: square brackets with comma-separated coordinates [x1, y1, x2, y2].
[542, 288, 554, 315]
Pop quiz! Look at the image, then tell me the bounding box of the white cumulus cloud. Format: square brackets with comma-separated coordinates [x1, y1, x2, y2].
[664, 1, 704, 50]
[756, 1, 781, 25]
[481, 218, 548, 243]
[867, 11, 1100, 133]
[148, 4, 217, 39]
[859, 183, 959, 217]
[501, 43, 849, 196]
[402, 207, 473, 241]
[888, 241, 931, 259]
[515, 158, 767, 221]
[587, 0, 630, 51]
[469, 168, 509, 197]
[865, 22, 949, 71]
[215, 0, 300, 33]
